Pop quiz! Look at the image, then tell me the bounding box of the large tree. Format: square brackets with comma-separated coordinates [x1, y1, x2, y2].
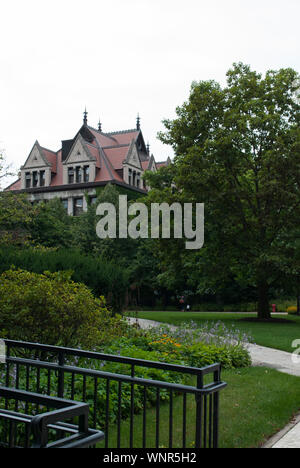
[154, 63, 300, 319]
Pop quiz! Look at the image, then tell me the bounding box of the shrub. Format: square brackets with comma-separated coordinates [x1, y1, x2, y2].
[0, 268, 126, 348]
[0, 247, 129, 313]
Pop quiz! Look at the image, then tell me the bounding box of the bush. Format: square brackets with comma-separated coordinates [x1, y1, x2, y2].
[0, 268, 127, 348]
[287, 306, 298, 315]
[0, 247, 129, 313]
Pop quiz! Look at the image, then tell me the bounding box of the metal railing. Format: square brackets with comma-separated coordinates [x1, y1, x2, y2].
[0, 386, 104, 448]
[1, 339, 227, 448]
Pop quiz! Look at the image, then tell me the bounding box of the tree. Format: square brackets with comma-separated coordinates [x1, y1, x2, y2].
[29, 198, 74, 248]
[155, 63, 300, 319]
[0, 191, 33, 246]
[0, 150, 14, 189]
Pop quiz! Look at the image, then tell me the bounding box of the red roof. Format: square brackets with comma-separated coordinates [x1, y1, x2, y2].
[103, 146, 129, 169]
[5, 124, 168, 192]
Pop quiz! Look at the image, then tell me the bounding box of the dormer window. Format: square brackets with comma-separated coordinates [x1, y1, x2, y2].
[25, 172, 31, 188]
[128, 168, 132, 185]
[76, 166, 82, 183]
[83, 166, 90, 183]
[32, 171, 38, 187]
[68, 167, 74, 184]
[40, 171, 45, 187]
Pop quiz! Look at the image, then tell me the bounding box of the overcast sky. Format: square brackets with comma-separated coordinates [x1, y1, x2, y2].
[1, 0, 299, 185]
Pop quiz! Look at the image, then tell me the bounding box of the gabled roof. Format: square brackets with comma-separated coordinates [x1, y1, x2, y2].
[21, 140, 52, 170]
[5, 120, 169, 193]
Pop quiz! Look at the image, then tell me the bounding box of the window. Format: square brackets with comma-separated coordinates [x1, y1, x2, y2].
[89, 196, 97, 205]
[76, 166, 82, 183]
[128, 168, 132, 185]
[61, 199, 68, 212]
[32, 171, 38, 187]
[73, 197, 83, 216]
[40, 170, 45, 187]
[83, 166, 90, 183]
[132, 171, 136, 186]
[68, 167, 74, 184]
[25, 172, 31, 188]
[136, 173, 140, 188]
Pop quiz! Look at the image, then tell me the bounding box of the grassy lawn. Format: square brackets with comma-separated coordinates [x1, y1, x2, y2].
[132, 311, 300, 353]
[96, 367, 300, 448]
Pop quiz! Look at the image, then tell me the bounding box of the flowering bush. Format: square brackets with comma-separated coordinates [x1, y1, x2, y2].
[287, 306, 298, 315]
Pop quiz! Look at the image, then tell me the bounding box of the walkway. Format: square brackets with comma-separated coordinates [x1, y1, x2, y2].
[127, 316, 300, 448]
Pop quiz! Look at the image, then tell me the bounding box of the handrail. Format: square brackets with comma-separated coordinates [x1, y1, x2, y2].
[0, 386, 104, 448]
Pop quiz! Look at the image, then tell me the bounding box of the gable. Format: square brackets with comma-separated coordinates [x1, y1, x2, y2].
[125, 140, 142, 169]
[64, 135, 96, 165]
[22, 142, 50, 169]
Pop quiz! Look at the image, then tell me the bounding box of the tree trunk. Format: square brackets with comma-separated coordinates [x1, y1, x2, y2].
[257, 281, 271, 319]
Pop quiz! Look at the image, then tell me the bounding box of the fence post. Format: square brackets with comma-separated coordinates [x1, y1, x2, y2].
[213, 368, 220, 448]
[195, 373, 203, 448]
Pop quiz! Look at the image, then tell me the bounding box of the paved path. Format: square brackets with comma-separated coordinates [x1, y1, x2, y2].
[127, 316, 300, 448]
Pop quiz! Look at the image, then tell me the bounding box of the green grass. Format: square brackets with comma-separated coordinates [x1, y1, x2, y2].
[132, 311, 300, 353]
[96, 367, 300, 448]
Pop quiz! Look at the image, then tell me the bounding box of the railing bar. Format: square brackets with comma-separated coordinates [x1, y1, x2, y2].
[6, 357, 225, 395]
[71, 372, 75, 400]
[93, 377, 98, 429]
[156, 388, 160, 449]
[143, 386, 146, 449]
[117, 381, 122, 448]
[25, 424, 30, 449]
[14, 363, 20, 412]
[130, 365, 135, 449]
[25, 364, 30, 415]
[203, 394, 207, 448]
[47, 369, 51, 395]
[182, 392, 187, 449]
[213, 392, 219, 448]
[209, 393, 213, 448]
[195, 374, 203, 449]
[57, 351, 65, 398]
[4, 339, 221, 376]
[169, 390, 173, 448]
[105, 379, 110, 449]
[82, 374, 87, 402]
[9, 421, 15, 448]
[36, 367, 41, 414]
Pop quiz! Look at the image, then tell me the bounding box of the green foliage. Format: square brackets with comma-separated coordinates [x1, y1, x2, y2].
[0, 192, 33, 246]
[152, 63, 300, 319]
[29, 198, 74, 248]
[0, 268, 126, 348]
[0, 247, 129, 313]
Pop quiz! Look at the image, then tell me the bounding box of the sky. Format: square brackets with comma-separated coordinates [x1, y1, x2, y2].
[1, 0, 299, 186]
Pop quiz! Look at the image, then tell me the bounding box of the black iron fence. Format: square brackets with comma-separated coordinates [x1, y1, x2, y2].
[0, 339, 227, 448]
[0, 386, 104, 448]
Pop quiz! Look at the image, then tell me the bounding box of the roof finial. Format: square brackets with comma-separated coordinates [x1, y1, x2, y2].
[136, 113, 140, 130]
[146, 142, 150, 155]
[83, 107, 88, 126]
[98, 119, 102, 132]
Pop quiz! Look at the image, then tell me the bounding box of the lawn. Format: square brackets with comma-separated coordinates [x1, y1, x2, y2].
[96, 367, 300, 448]
[132, 311, 300, 353]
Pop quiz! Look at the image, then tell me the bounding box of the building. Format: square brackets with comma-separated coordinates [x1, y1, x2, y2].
[5, 111, 171, 215]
